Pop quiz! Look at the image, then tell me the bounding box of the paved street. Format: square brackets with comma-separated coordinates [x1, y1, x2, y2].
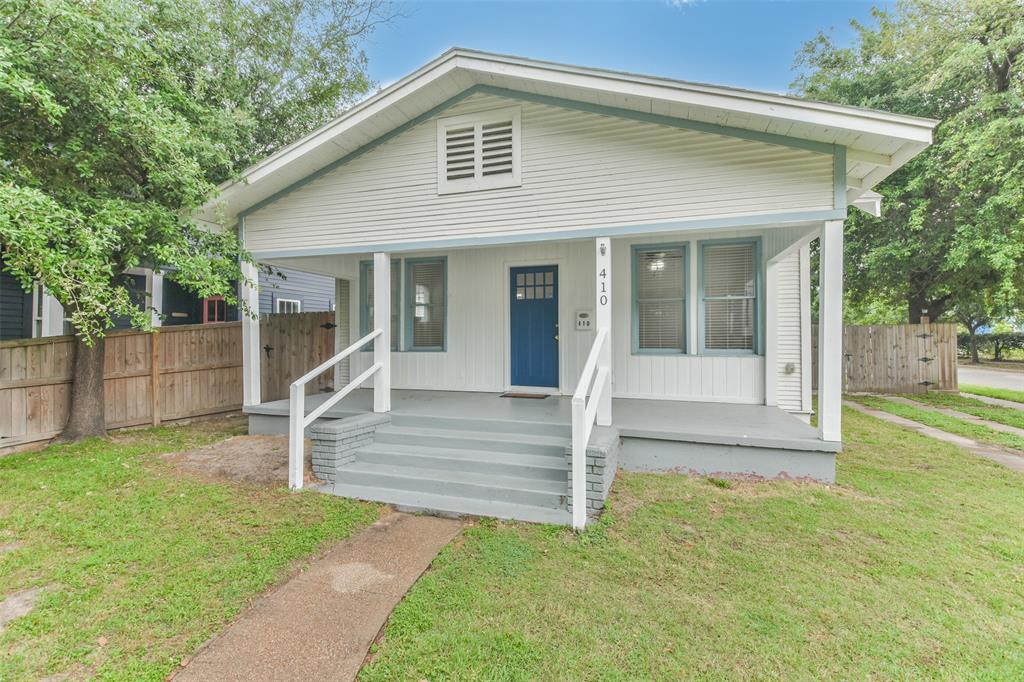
[959, 366, 1024, 391]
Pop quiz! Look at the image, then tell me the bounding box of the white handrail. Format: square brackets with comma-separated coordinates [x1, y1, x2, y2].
[570, 327, 610, 530]
[288, 329, 383, 489]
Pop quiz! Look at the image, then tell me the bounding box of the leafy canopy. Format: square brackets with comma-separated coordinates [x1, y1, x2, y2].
[0, 0, 385, 341]
[793, 0, 1024, 324]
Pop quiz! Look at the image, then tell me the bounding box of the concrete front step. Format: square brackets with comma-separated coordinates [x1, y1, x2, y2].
[330, 484, 573, 525]
[372, 425, 568, 456]
[355, 443, 567, 481]
[334, 461, 567, 509]
[391, 413, 570, 437]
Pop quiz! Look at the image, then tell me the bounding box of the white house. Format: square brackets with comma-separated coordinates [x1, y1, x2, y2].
[201, 49, 936, 528]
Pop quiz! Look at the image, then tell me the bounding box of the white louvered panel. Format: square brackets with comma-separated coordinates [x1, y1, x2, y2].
[245, 92, 834, 253]
[444, 125, 475, 180]
[480, 120, 514, 177]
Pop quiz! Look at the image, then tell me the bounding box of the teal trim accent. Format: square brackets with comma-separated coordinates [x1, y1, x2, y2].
[697, 237, 762, 356]
[833, 145, 847, 210]
[631, 243, 688, 355]
[250, 209, 845, 260]
[474, 85, 838, 156]
[238, 83, 840, 222]
[358, 258, 400, 352]
[403, 256, 447, 352]
[237, 88, 482, 219]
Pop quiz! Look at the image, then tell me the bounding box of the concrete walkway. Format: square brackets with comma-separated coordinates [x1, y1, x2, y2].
[883, 396, 1024, 438]
[845, 401, 1024, 473]
[961, 392, 1024, 410]
[173, 512, 465, 682]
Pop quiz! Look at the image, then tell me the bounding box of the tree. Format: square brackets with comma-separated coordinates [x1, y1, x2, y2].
[793, 0, 1024, 325]
[0, 0, 386, 441]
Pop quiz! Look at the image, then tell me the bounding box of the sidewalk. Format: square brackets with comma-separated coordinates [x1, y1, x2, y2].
[173, 512, 465, 681]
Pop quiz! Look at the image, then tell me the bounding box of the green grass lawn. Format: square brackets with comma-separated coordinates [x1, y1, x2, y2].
[850, 395, 1024, 451]
[361, 406, 1024, 681]
[961, 384, 1024, 405]
[904, 392, 1024, 430]
[0, 420, 380, 681]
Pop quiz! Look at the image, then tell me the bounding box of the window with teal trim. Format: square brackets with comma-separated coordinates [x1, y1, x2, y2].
[633, 245, 686, 353]
[701, 241, 757, 353]
[405, 258, 446, 351]
[359, 260, 400, 351]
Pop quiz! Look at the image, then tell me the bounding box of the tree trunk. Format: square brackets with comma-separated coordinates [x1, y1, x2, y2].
[58, 335, 107, 442]
[968, 330, 980, 364]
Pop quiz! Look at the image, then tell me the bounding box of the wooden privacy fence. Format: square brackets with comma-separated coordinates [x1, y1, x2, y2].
[0, 312, 336, 452]
[812, 322, 958, 394]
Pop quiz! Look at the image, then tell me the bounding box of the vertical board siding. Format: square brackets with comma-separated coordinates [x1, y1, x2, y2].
[244, 92, 834, 253]
[259, 312, 337, 401]
[810, 323, 958, 393]
[343, 225, 811, 404]
[258, 266, 337, 313]
[774, 251, 803, 411]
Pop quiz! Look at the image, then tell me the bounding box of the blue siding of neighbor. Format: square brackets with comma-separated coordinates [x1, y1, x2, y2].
[1, 254, 32, 341]
[259, 266, 335, 313]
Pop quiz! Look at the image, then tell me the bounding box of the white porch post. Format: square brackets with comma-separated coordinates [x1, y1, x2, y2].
[147, 269, 163, 328]
[595, 237, 612, 425]
[373, 252, 391, 413]
[818, 219, 844, 442]
[240, 259, 261, 407]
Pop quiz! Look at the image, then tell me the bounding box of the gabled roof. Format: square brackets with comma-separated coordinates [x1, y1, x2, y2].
[201, 48, 937, 226]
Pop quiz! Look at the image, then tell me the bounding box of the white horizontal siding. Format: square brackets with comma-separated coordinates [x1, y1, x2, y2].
[329, 225, 810, 405]
[774, 251, 803, 412]
[245, 92, 834, 253]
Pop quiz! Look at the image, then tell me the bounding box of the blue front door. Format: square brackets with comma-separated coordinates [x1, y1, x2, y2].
[510, 266, 559, 388]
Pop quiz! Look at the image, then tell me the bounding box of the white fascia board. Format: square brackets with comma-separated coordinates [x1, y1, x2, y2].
[451, 51, 937, 144]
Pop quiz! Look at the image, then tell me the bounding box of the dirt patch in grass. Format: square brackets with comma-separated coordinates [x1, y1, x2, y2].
[161, 435, 319, 486]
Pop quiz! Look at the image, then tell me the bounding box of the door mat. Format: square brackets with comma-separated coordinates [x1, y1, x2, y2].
[500, 392, 549, 399]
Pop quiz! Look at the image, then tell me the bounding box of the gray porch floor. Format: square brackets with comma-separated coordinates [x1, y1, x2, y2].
[245, 389, 837, 453]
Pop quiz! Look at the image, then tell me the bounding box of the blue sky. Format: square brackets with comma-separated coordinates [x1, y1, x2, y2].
[362, 1, 889, 94]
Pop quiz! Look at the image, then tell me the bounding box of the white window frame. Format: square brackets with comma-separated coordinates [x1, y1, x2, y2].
[436, 106, 522, 195]
[275, 298, 301, 314]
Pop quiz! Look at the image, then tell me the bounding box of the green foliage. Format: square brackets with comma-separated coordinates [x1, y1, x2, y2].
[961, 383, 1024, 405]
[0, 419, 379, 679]
[957, 332, 1024, 360]
[0, 0, 385, 342]
[794, 0, 1024, 325]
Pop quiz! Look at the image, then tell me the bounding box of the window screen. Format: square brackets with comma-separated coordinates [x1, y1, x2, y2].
[361, 261, 400, 351]
[634, 246, 685, 352]
[702, 242, 756, 352]
[407, 259, 446, 350]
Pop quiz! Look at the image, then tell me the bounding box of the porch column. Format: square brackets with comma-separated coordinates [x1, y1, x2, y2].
[818, 219, 844, 442]
[240, 259, 261, 407]
[595, 237, 612, 425]
[373, 252, 391, 413]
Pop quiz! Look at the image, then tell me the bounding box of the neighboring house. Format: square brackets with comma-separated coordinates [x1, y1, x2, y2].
[258, 266, 336, 314]
[215, 49, 941, 526]
[0, 260, 333, 342]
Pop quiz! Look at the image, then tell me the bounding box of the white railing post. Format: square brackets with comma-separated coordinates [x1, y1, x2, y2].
[373, 252, 391, 413]
[571, 396, 586, 530]
[818, 219, 844, 442]
[595, 237, 612, 426]
[288, 382, 303, 489]
[240, 259, 261, 407]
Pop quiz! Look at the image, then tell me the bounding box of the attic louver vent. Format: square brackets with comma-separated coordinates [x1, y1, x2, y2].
[437, 106, 521, 194]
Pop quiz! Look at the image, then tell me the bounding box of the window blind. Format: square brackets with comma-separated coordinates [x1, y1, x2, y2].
[635, 247, 685, 351]
[702, 243, 756, 351]
[407, 260, 446, 349]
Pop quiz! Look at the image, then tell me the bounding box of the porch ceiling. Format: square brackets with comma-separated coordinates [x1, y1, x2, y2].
[200, 49, 937, 228]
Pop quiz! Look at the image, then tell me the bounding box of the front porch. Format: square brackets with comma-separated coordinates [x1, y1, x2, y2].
[246, 388, 837, 524]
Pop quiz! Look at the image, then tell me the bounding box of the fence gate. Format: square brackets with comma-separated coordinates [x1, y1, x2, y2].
[260, 311, 337, 401]
[812, 322, 958, 394]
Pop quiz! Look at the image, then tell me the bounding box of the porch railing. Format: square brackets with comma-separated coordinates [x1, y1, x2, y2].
[288, 328, 383, 489]
[570, 326, 610, 530]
